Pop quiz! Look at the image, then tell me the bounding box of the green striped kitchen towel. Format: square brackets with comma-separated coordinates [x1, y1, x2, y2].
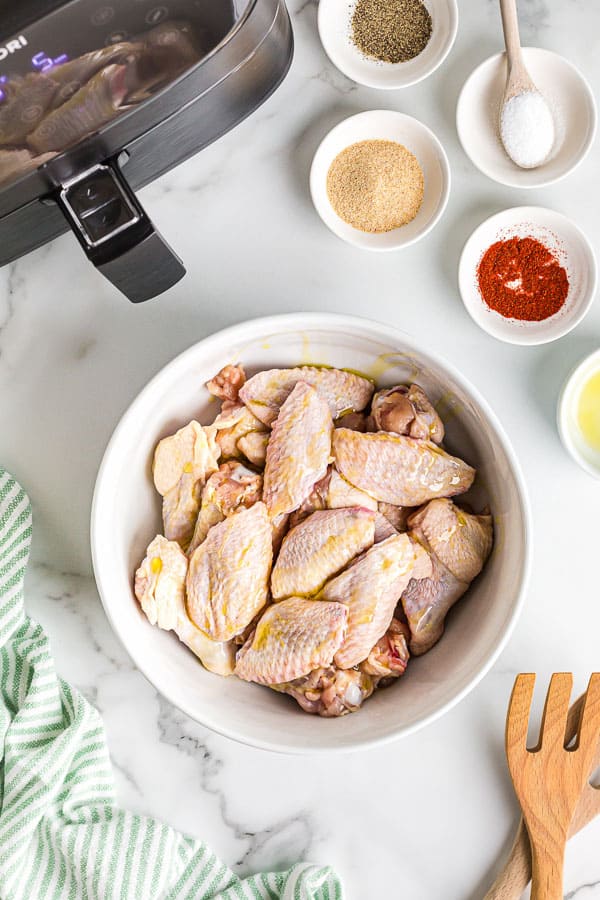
[0, 467, 343, 900]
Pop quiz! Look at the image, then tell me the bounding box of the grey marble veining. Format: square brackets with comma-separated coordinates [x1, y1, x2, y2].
[1, 0, 600, 896]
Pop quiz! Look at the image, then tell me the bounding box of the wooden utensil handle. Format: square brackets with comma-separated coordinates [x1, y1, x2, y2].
[499, 0, 523, 68]
[529, 836, 566, 900]
[485, 785, 600, 900]
[483, 821, 531, 899]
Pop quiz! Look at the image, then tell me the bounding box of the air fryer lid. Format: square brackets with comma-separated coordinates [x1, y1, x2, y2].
[0, 0, 266, 302]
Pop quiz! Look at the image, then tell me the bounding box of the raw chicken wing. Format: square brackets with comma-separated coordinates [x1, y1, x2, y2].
[211, 402, 268, 464]
[134, 535, 235, 676]
[187, 461, 262, 556]
[239, 366, 374, 426]
[401, 499, 493, 655]
[263, 382, 333, 518]
[333, 428, 475, 506]
[153, 421, 220, 548]
[326, 469, 378, 511]
[288, 467, 376, 529]
[237, 431, 269, 467]
[186, 502, 272, 641]
[412, 497, 493, 583]
[401, 554, 466, 657]
[271, 507, 375, 599]
[206, 364, 246, 403]
[276, 619, 410, 716]
[359, 619, 410, 678]
[235, 597, 348, 685]
[321, 533, 417, 669]
[372, 383, 444, 443]
[273, 666, 377, 717]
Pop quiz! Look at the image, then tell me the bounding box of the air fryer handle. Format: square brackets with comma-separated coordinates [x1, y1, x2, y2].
[55, 161, 186, 303]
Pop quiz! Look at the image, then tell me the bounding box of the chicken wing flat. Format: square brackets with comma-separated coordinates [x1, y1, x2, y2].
[263, 382, 333, 519]
[239, 366, 374, 427]
[401, 553, 467, 657]
[153, 421, 220, 496]
[135, 534, 187, 631]
[401, 499, 493, 655]
[332, 428, 475, 507]
[153, 420, 221, 548]
[186, 502, 272, 641]
[235, 597, 348, 685]
[410, 498, 493, 583]
[134, 535, 235, 676]
[321, 533, 417, 669]
[271, 507, 375, 599]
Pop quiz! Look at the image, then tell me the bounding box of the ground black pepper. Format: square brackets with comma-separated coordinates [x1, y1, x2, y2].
[351, 0, 432, 64]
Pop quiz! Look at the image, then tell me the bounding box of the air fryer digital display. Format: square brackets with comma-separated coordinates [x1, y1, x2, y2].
[0, 0, 239, 189]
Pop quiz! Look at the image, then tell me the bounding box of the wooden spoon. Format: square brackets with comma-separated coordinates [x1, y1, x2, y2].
[499, 0, 537, 101]
[505, 673, 600, 900]
[498, 0, 554, 167]
[485, 692, 600, 899]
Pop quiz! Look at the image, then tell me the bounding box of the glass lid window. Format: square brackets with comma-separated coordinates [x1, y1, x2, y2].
[0, 0, 245, 189]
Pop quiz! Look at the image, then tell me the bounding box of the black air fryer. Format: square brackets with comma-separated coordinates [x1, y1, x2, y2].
[0, 0, 293, 302]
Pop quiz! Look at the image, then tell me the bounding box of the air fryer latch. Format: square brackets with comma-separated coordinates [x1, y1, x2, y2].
[55, 161, 186, 303]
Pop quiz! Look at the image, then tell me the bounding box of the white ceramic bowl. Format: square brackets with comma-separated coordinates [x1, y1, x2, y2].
[318, 0, 458, 90]
[92, 313, 530, 754]
[456, 48, 597, 188]
[310, 110, 450, 251]
[459, 207, 597, 346]
[558, 348, 600, 479]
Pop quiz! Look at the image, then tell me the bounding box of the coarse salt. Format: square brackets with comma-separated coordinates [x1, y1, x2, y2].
[500, 90, 555, 169]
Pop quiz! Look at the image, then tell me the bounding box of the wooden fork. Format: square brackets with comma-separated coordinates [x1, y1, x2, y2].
[485, 691, 600, 899]
[506, 673, 600, 900]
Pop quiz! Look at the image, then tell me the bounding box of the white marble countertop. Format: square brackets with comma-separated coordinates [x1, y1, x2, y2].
[1, 1, 600, 897]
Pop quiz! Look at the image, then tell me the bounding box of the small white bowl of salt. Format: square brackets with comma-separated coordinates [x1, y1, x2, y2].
[456, 47, 596, 188]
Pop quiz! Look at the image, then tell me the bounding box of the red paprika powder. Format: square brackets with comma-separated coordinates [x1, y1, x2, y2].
[477, 236, 569, 321]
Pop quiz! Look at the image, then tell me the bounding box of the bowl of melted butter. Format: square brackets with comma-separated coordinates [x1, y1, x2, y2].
[559, 348, 600, 478]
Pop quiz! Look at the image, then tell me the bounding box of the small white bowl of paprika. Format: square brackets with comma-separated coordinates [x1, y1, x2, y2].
[458, 206, 597, 346]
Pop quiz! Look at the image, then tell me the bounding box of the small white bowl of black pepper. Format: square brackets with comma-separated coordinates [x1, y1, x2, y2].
[318, 0, 458, 90]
